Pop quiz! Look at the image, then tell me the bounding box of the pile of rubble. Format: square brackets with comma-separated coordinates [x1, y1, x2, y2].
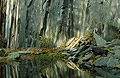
[57, 32, 120, 78]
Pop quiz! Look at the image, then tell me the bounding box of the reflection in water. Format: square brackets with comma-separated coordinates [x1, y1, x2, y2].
[0, 59, 94, 78]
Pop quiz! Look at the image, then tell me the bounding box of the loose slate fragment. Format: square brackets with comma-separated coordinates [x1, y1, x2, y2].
[94, 55, 119, 67]
[83, 52, 93, 60]
[94, 57, 108, 66]
[74, 45, 90, 57]
[77, 47, 92, 56]
[107, 56, 119, 67]
[65, 37, 75, 47]
[70, 37, 82, 48]
[91, 46, 108, 55]
[93, 33, 107, 46]
[114, 49, 120, 59]
[70, 48, 77, 52]
[94, 67, 119, 78]
[105, 40, 120, 48]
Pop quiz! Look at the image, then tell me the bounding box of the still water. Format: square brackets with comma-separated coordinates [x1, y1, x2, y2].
[0, 58, 96, 78]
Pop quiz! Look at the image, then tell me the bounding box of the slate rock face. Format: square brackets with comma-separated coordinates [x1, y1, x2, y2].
[1, 0, 120, 49]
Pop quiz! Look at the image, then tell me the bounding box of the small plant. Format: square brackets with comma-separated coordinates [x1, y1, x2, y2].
[38, 36, 55, 48]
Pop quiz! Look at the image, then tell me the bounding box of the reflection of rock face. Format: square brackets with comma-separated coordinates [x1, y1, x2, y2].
[0, 60, 93, 78]
[2, 0, 120, 49]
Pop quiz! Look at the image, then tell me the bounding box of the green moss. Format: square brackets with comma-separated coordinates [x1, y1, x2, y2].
[37, 53, 64, 61]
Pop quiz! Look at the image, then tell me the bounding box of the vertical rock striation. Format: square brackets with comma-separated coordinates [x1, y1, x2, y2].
[1, 0, 120, 49]
[0, 0, 3, 35]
